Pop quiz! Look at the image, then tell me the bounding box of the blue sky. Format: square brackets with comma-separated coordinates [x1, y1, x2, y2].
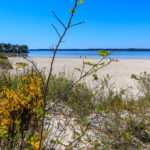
[0, 0, 150, 49]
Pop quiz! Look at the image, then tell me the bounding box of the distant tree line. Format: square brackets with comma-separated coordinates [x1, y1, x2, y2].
[0, 43, 28, 53]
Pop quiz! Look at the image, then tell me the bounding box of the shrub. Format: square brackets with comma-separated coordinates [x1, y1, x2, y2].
[0, 72, 43, 149]
[0, 58, 13, 69]
[133, 72, 150, 97]
[68, 83, 94, 120]
[47, 73, 94, 119]
[0, 71, 27, 92]
[47, 73, 73, 102]
[0, 53, 8, 59]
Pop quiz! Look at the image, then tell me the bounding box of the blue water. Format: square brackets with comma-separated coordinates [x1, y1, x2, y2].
[28, 50, 150, 59]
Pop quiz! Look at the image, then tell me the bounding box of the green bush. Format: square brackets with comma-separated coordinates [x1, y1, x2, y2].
[47, 73, 94, 119]
[68, 83, 94, 120]
[0, 58, 13, 69]
[0, 53, 8, 59]
[136, 72, 150, 97]
[48, 73, 74, 102]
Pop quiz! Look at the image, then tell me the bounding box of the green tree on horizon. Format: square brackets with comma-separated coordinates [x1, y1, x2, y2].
[0, 43, 28, 53]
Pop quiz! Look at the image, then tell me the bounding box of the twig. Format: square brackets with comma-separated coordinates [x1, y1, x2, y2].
[100, 133, 123, 150]
[65, 124, 89, 149]
[52, 10, 66, 29]
[70, 21, 86, 27]
[51, 24, 61, 38]
[23, 56, 45, 86]
[80, 60, 85, 78]
[39, 1, 78, 149]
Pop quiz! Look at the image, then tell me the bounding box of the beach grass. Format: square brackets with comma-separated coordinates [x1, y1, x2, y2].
[0, 58, 13, 69]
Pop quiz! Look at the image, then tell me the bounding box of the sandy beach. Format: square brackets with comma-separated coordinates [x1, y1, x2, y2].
[9, 57, 150, 90]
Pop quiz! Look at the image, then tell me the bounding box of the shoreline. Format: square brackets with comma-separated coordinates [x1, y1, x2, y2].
[9, 56, 150, 60]
[28, 49, 150, 51]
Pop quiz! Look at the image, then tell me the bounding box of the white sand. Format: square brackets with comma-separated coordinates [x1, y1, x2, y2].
[9, 57, 150, 90]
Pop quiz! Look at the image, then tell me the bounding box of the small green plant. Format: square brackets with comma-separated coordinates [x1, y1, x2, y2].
[47, 73, 73, 102]
[0, 58, 13, 69]
[15, 62, 28, 68]
[132, 72, 150, 97]
[0, 53, 8, 59]
[68, 83, 94, 120]
[47, 73, 94, 119]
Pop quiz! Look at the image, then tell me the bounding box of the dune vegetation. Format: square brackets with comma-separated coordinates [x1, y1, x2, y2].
[1, 57, 150, 149]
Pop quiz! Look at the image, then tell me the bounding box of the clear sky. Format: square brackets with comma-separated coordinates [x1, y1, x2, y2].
[0, 0, 150, 49]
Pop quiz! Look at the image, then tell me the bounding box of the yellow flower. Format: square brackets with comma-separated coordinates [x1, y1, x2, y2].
[4, 73, 8, 76]
[23, 76, 27, 81]
[0, 73, 43, 142]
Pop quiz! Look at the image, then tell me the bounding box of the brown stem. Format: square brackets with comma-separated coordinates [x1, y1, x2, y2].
[39, 1, 78, 149]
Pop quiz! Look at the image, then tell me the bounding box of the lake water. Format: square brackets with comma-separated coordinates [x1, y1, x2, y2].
[28, 50, 150, 59]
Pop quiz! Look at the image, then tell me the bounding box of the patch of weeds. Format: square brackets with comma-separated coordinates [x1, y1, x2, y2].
[15, 62, 28, 68]
[47, 73, 94, 120]
[132, 72, 150, 97]
[0, 58, 13, 69]
[0, 53, 8, 59]
[47, 73, 74, 102]
[68, 83, 94, 120]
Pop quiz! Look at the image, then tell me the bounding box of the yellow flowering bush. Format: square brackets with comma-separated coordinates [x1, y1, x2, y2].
[0, 72, 43, 149]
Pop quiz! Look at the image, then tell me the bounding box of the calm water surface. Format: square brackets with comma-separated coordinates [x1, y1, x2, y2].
[28, 50, 150, 59]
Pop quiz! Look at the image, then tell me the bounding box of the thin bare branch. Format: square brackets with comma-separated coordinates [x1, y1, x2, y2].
[65, 124, 89, 149]
[100, 133, 123, 150]
[70, 20, 86, 27]
[52, 10, 66, 29]
[23, 56, 45, 84]
[80, 60, 85, 78]
[39, 1, 78, 149]
[51, 24, 61, 38]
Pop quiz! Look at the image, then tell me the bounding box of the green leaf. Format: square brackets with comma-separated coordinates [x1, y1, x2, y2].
[98, 50, 109, 57]
[83, 119, 88, 126]
[75, 67, 81, 72]
[84, 62, 98, 67]
[15, 120, 21, 125]
[100, 62, 105, 66]
[79, 0, 84, 4]
[15, 62, 28, 68]
[80, 127, 84, 134]
[24, 148, 32, 150]
[55, 139, 61, 144]
[37, 107, 44, 115]
[93, 141, 100, 147]
[30, 135, 36, 141]
[49, 140, 55, 144]
[93, 73, 98, 80]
